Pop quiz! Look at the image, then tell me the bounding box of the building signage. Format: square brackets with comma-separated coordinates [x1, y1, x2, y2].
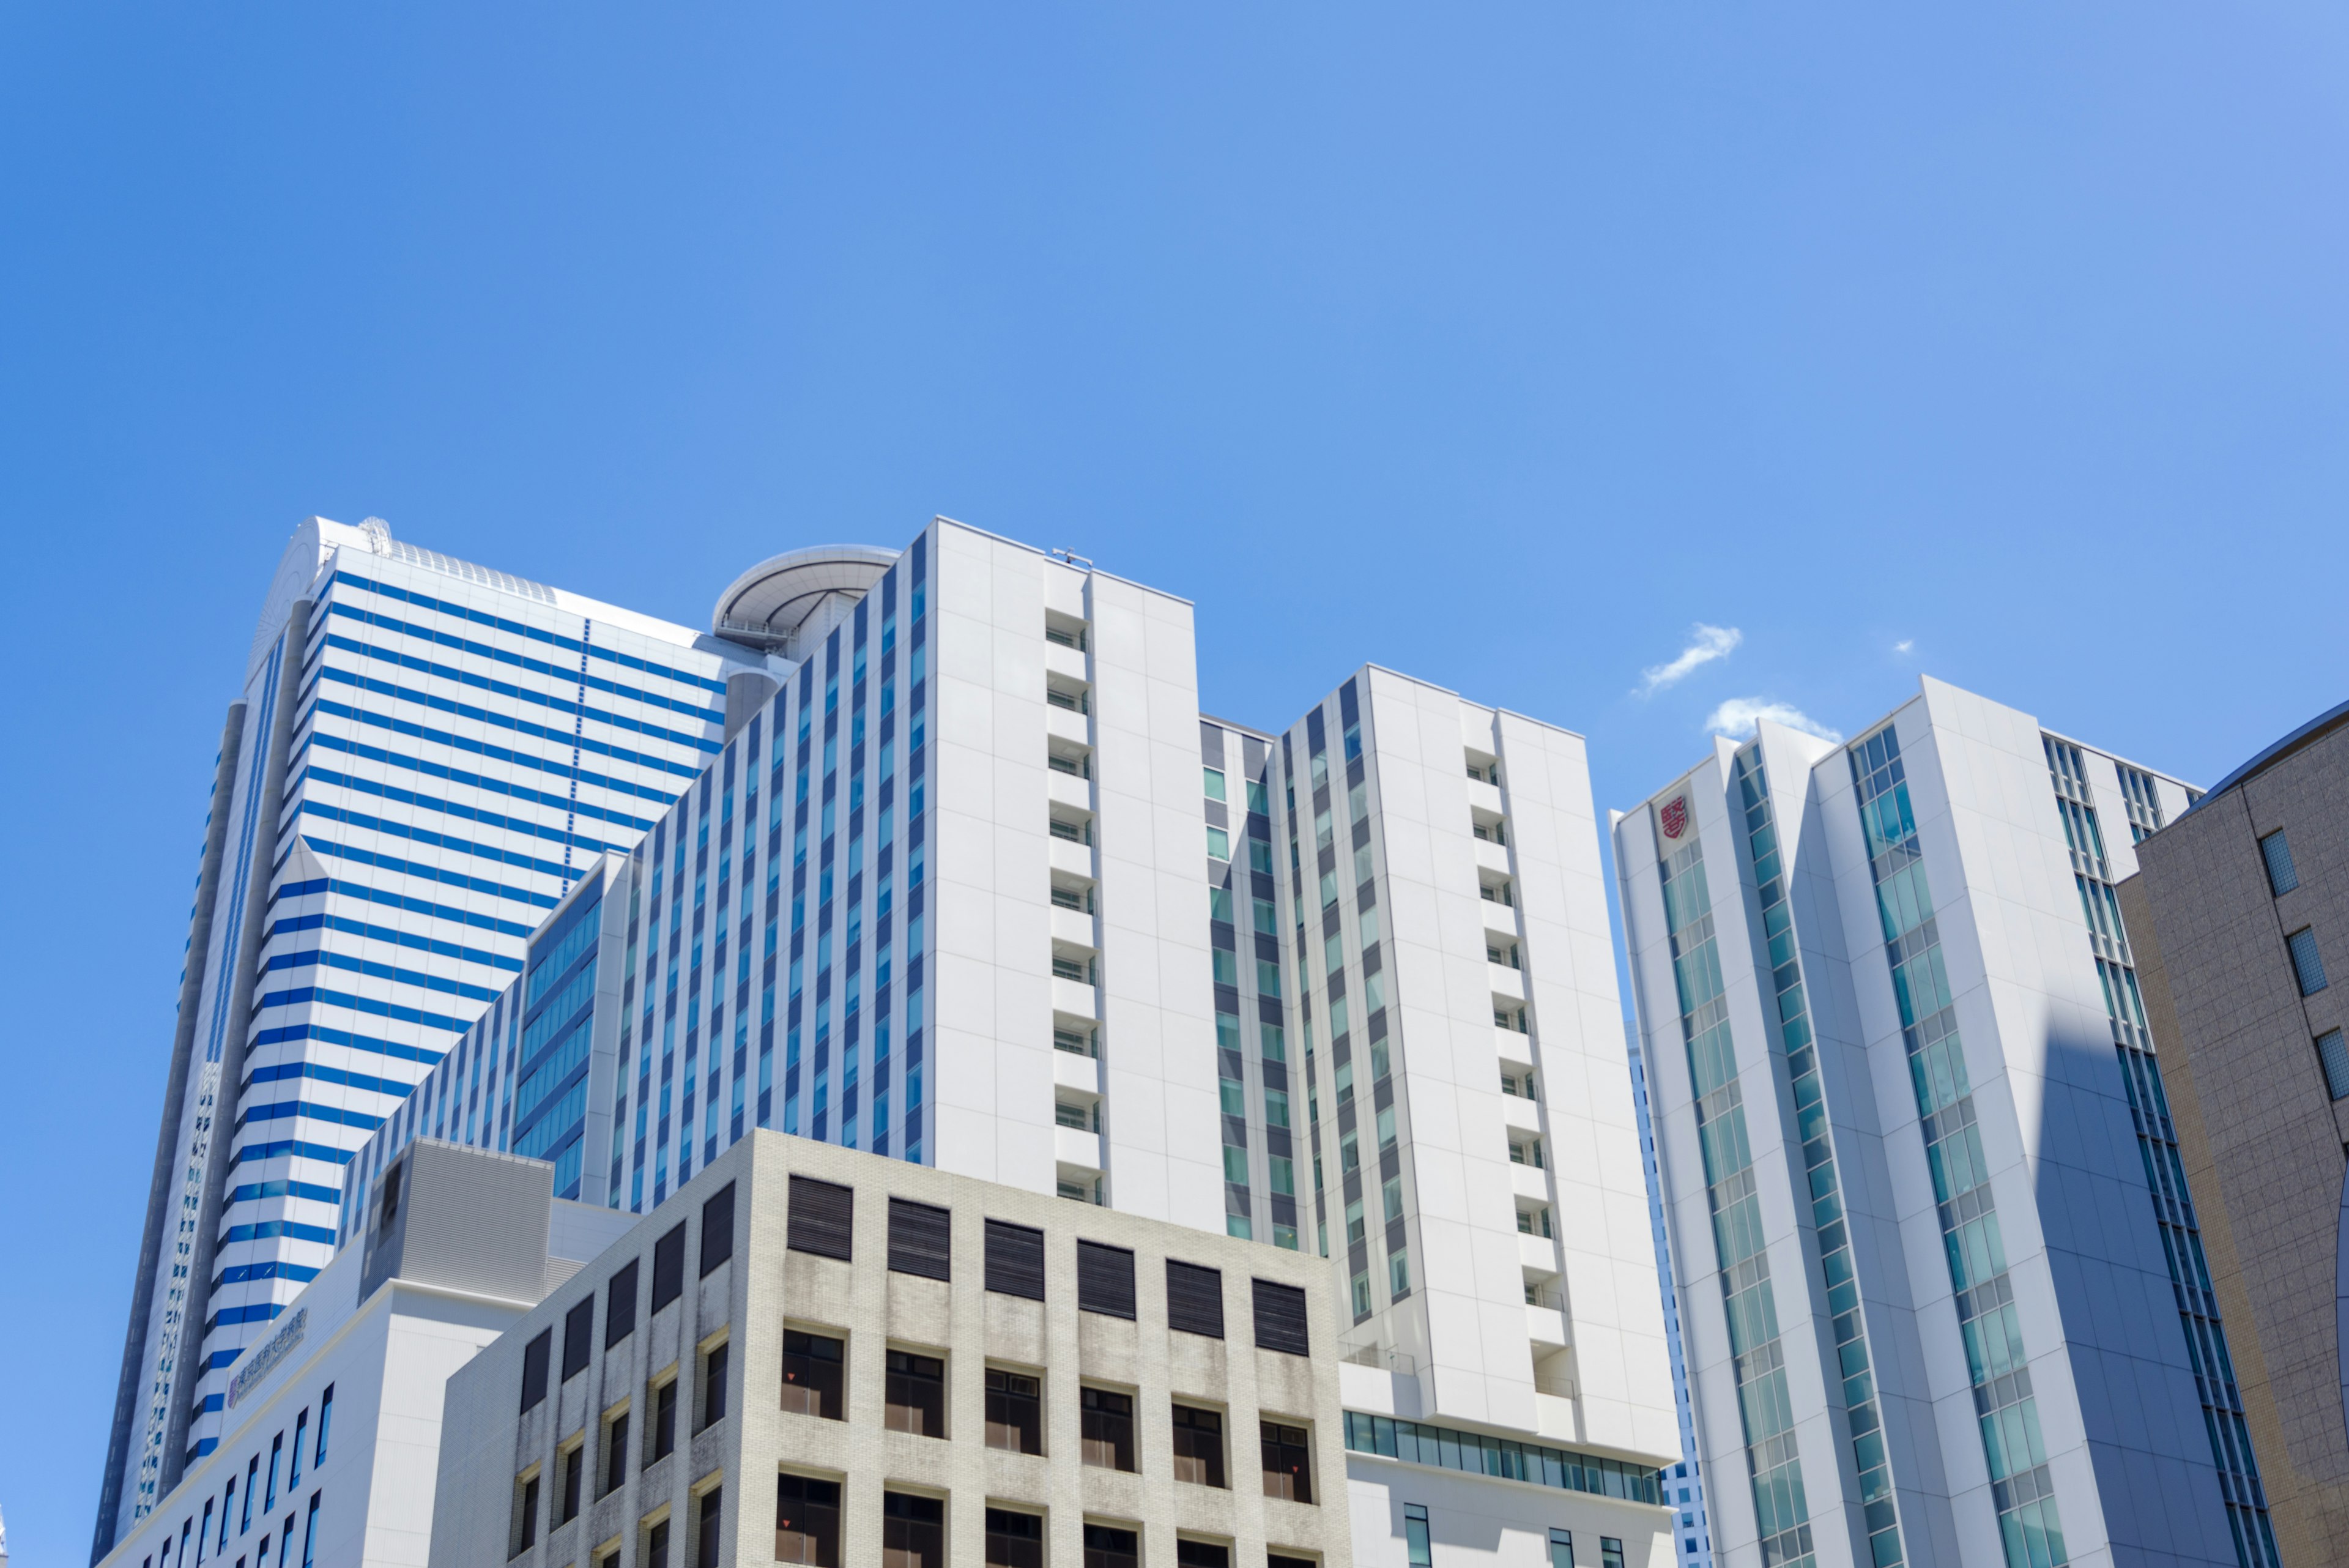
[1660, 796, 1690, 841]
[226, 1307, 308, 1411]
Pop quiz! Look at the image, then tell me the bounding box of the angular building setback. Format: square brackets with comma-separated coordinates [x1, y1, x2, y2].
[1616, 677, 2278, 1568]
[105, 511, 1682, 1567]
[2120, 700, 2349, 1565]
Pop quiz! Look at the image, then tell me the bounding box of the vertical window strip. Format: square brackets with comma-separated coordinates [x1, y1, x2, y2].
[1853, 727, 2068, 1568]
[2040, 741, 2280, 1568]
[1657, 831, 1816, 1568]
[1733, 749, 1905, 1568]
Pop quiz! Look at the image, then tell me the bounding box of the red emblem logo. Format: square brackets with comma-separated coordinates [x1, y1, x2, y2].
[1660, 797, 1689, 840]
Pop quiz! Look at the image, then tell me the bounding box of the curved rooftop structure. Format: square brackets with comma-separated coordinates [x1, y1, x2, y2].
[2183, 696, 2349, 816]
[712, 544, 899, 656]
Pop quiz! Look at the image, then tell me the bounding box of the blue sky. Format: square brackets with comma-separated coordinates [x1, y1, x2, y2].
[4, 5, 2345, 1555]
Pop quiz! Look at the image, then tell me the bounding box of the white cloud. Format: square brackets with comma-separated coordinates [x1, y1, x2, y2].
[1894, 639, 1914, 655]
[1704, 697, 1844, 744]
[1636, 623, 1742, 697]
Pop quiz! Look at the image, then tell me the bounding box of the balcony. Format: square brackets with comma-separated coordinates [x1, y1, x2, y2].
[1047, 770, 1094, 814]
[1526, 1301, 1570, 1351]
[1466, 776, 1504, 816]
[1494, 1027, 1534, 1072]
[1516, 1232, 1557, 1274]
[1510, 1162, 1549, 1204]
[1053, 1050, 1101, 1096]
[1049, 837, 1095, 880]
[1051, 908, 1096, 952]
[1052, 975, 1099, 1018]
[1501, 1096, 1541, 1137]
[1046, 704, 1092, 748]
[1480, 897, 1520, 942]
[1473, 838, 1512, 878]
[1044, 641, 1089, 684]
[1055, 1124, 1103, 1172]
[1488, 964, 1526, 1004]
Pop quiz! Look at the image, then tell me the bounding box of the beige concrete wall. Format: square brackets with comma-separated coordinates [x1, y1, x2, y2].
[433, 1129, 1350, 1567]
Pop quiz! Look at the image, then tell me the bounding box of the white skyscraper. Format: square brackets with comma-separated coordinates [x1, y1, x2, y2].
[1615, 677, 2276, 1568]
[106, 513, 1683, 1567]
[94, 518, 774, 1556]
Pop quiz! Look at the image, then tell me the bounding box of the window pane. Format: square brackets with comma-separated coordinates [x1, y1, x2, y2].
[2262, 830, 2299, 896]
[2320, 1030, 2349, 1100]
[2290, 928, 2328, 995]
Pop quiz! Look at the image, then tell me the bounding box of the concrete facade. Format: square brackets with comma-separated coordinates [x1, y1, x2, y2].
[2121, 702, 2349, 1566]
[1617, 677, 2269, 1568]
[429, 1129, 1351, 1567]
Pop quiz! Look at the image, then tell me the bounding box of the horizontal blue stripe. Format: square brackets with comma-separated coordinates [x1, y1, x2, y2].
[257, 983, 472, 1033]
[306, 666, 705, 779]
[292, 764, 626, 859]
[237, 1099, 388, 1135]
[285, 799, 576, 883]
[232, 1139, 355, 1167]
[248, 1021, 447, 1068]
[327, 569, 729, 693]
[228, 1179, 343, 1206]
[319, 633, 719, 752]
[208, 1348, 243, 1370]
[270, 910, 521, 973]
[218, 1221, 336, 1246]
[297, 836, 560, 911]
[262, 945, 503, 1005]
[322, 600, 728, 724]
[302, 696, 686, 809]
[299, 726, 658, 834]
[217, 1261, 322, 1287]
[267, 875, 540, 939]
[246, 1060, 415, 1101]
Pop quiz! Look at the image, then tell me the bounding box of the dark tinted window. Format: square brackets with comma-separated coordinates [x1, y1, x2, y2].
[651, 1378, 678, 1459]
[985, 1220, 1045, 1299]
[1083, 1524, 1139, 1568]
[888, 1198, 952, 1280]
[882, 1493, 944, 1568]
[561, 1297, 595, 1380]
[776, 1474, 841, 1566]
[781, 1331, 845, 1421]
[1175, 1544, 1231, 1568]
[1080, 1387, 1136, 1472]
[1166, 1260, 1224, 1338]
[790, 1176, 855, 1261]
[985, 1509, 1044, 1568]
[696, 1487, 723, 1568]
[651, 1223, 687, 1312]
[885, 1350, 946, 1438]
[1253, 1279, 1310, 1355]
[519, 1329, 551, 1412]
[1262, 1422, 1313, 1503]
[985, 1368, 1042, 1455]
[1171, 1405, 1226, 1487]
[1077, 1241, 1135, 1319]
[606, 1260, 639, 1346]
[700, 1182, 736, 1276]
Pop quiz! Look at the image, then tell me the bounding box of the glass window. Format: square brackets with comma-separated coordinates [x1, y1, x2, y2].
[1249, 841, 1275, 875]
[1405, 1504, 1433, 1567]
[1246, 780, 1269, 813]
[2262, 830, 2299, 895]
[1080, 1388, 1137, 1471]
[2319, 1030, 2349, 1100]
[1171, 1405, 1226, 1487]
[1548, 1528, 1575, 1567]
[2290, 928, 2328, 995]
[1253, 898, 1278, 935]
[985, 1369, 1043, 1454]
[885, 1350, 946, 1437]
[1204, 767, 1227, 801]
[1207, 827, 1231, 861]
[1260, 1023, 1285, 1061]
[780, 1330, 845, 1420]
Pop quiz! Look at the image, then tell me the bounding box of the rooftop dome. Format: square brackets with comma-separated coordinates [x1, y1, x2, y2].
[712, 544, 899, 656]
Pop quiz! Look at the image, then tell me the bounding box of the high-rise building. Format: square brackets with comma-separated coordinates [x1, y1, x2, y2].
[106, 513, 1681, 1566]
[2119, 699, 2349, 1564]
[95, 518, 777, 1557]
[1630, 1025, 1713, 1568]
[1616, 677, 2278, 1568]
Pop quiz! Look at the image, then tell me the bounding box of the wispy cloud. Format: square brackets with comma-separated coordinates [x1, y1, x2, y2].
[1704, 697, 1844, 744]
[1893, 639, 1914, 655]
[1635, 623, 1742, 697]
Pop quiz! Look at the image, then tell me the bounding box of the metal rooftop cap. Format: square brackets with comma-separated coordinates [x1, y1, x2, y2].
[712, 544, 899, 653]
